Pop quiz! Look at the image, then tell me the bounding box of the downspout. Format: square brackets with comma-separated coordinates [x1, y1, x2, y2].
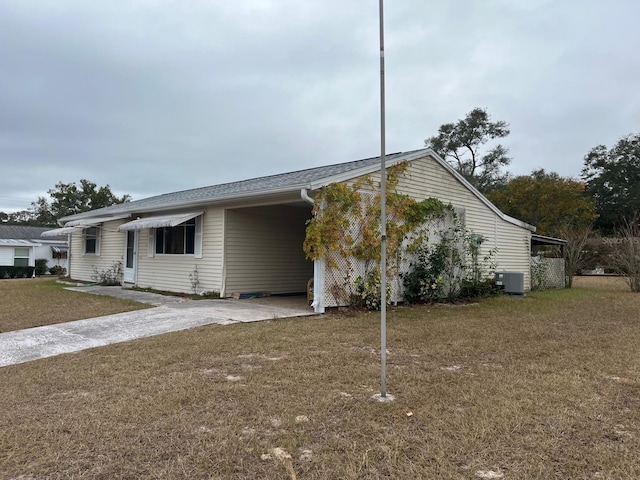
[300, 188, 314, 205]
[66, 233, 72, 280]
[301, 189, 325, 313]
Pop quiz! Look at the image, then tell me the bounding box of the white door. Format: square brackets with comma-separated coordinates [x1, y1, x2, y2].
[124, 230, 138, 283]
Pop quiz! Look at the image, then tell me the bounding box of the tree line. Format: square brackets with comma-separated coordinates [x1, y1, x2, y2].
[0, 179, 131, 228]
[425, 107, 639, 237]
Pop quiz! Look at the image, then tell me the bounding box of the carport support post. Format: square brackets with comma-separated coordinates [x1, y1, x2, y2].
[378, 0, 387, 399]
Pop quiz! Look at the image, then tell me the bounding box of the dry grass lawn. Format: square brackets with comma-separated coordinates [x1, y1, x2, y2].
[0, 277, 149, 333]
[1, 276, 640, 479]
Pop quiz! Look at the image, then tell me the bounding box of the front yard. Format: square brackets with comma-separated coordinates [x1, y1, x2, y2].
[0, 277, 149, 333]
[1, 277, 639, 478]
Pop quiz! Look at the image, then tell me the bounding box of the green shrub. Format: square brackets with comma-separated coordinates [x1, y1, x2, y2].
[49, 265, 67, 276]
[459, 278, 501, 299]
[352, 269, 391, 311]
[35, 259, 48, 276]
[0, 266, 36, 279]
[401, 223, 497, 304]
[401, 241, 453, 303]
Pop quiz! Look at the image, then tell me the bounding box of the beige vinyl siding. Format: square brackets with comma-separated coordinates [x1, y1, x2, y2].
[351, 155, 532, 290]
[135, 209, 224, 293]
[223, 205, 312, 296]
[69, 220, 127, 282]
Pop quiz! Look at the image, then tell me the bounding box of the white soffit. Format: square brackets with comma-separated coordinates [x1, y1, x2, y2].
[117, 211, 203, 231]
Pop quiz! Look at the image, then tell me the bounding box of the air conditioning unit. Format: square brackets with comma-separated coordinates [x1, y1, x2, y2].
[495, 272, 524, 295]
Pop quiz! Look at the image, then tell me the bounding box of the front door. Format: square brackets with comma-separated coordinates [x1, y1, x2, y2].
[124, 230, 138, 283]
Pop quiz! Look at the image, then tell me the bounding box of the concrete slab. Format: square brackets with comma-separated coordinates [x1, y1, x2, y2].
[64, 285, 191, 306]
[0, 295, 316, 368]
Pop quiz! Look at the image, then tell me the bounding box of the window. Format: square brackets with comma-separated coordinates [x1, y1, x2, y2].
[85, 226, 100, 255]
[14, 247, 30, 267]
[155, 218, 196, 255]
[51, 246, 68, 260]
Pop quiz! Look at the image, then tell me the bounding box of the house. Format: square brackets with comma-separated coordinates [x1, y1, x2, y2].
[0, 225, 68, 275]
[42, 149, 535, 311]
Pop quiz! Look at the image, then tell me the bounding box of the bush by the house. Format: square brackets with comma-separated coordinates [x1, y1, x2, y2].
[49, 265, 67, 276]
[0, 266, 36, 279]
[402, 227, 498, 304]
[91, 262, 123, 286]
[35, 259, 48, 276]
[352, 269, 391, 311]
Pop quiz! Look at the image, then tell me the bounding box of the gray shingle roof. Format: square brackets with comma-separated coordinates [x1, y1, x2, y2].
[61, 149, 425, 222]
[0, 225, 66, 241]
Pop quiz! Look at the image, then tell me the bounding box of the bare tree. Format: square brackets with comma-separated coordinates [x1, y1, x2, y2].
[611, 218, 640, 292]
[559, 224, 593, 288]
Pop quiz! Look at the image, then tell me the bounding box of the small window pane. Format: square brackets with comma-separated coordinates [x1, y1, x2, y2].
[14, 248, 29, 257]
[156, 229, 164, 254]
[85, 227, 99, 254]
[185, 225, 195, 254]
[14, 257, 29, 267]
[172, 226, 184, 254]
[86, 239, 97, 254]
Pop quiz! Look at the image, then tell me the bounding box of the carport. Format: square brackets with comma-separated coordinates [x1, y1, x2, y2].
[221, 202, 314, 299]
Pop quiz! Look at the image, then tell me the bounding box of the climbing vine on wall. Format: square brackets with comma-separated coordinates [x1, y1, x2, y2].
[303, 162, 453, 306]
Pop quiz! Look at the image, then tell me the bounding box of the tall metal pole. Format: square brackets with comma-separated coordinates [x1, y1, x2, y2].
[378, 0, 387, 398]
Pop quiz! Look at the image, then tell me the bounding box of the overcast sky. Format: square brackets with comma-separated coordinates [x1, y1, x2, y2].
[1, 0, 638, 212]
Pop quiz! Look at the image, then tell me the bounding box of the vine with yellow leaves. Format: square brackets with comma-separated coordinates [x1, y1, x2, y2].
[303, 162, 452, 307]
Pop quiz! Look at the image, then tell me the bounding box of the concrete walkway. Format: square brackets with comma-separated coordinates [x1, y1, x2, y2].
[0, 287, 315, 368]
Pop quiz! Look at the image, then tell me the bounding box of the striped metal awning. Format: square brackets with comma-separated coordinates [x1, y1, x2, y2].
[118, 212, 203, 231]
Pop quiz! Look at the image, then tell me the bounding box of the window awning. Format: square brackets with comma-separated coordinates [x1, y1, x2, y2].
[65, 214, 131, 227]
[42, 214, 132, 237]
[41, 226, 83, 237]
[51, 246, 69, 254]
[118, 212, 203, 231]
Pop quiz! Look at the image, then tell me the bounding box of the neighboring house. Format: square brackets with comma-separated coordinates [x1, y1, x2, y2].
[43, 149, 535, 312]
[0, 225, 68, 271]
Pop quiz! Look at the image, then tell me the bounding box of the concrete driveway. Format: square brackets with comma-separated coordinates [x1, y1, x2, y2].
[0, 287, 316, 368]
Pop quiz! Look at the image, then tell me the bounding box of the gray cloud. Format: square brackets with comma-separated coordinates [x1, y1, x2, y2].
[1, 0, 638, 212]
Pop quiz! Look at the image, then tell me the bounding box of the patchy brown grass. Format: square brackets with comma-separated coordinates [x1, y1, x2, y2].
[0, 277, 149, 333]
[1, 277, 640, 479]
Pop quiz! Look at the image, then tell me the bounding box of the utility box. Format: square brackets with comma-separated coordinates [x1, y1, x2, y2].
[495, 272, 525, 295]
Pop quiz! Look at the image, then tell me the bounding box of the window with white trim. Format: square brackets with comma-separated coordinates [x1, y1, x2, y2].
[84, 226, 100, 255]
[14, 247, 30, 267]
[155, 218, 196, 255]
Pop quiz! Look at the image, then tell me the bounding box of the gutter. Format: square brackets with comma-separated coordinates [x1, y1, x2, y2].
[59, 186, 308, 224]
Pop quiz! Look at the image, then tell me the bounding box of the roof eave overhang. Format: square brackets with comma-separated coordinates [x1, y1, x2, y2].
[309, 148, 536, 233]
[60, 187, 307, 224]
[531, 234, 568, 246]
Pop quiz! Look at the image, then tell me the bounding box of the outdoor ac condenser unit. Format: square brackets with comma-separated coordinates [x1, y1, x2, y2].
[495, 272, 525, 295]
